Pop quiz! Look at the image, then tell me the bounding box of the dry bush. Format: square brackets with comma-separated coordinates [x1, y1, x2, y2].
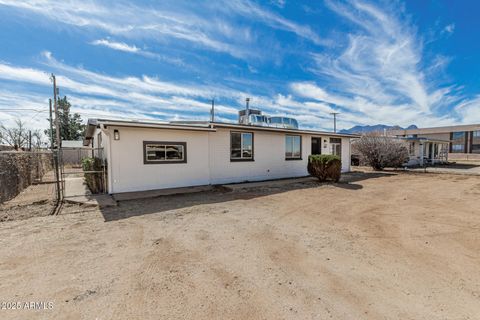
[353, 133, 409, 170]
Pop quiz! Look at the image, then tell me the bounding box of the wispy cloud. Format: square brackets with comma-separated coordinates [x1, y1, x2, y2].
[90, 39, 184, 66]
[91, 39, 139, 53]
[0, 0, 328, 62]
[0, 0, 255, 59]
[0, 49, 346, 131]
[292, 0, 463, 127]
[223, 0, 329, 46]
[455, 96, 480, 123]
[0, 0, 477, 132]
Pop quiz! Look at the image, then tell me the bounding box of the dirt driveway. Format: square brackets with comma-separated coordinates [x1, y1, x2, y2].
[1, 172, 479, 319]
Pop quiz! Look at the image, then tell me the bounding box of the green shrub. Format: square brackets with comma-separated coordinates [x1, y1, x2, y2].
[81, 157, 106, 194]
[307, 154, 342, 182]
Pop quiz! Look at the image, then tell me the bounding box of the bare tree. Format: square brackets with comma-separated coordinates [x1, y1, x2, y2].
[353, 132, 409, 170]
[0, 119, 29, 150]
[31, 130, 46, 149]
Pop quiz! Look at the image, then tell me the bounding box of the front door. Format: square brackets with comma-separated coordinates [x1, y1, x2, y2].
[330, 138, 342, 157]
[311, 137, 322, 154]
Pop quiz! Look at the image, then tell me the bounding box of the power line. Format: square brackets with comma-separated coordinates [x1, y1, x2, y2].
[0, 108, 49, 112]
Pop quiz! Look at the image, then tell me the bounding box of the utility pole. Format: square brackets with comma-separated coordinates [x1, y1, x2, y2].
[52, 74, 60, 149]
[330, 112, 340, 133]
[49, 99, 54, 150]
[50, 74, 62, 203]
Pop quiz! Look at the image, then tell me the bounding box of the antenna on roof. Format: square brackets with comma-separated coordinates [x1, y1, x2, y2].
[245, 98, 251, 124]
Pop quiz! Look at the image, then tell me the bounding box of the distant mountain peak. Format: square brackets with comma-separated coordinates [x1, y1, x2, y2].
[339, 124, 417, 134]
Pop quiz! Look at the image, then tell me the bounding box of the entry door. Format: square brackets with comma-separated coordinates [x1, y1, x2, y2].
[311, 137, 322, 155]
[330, 138, 342, 157]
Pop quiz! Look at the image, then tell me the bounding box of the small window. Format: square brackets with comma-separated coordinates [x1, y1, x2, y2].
[452, 132, 465, 140]
[409, 142, 415, 155]
[143, 141, 186, 164]
[285, 135, 302, 160]
[473, 131, 480, 138]
[231, 132, 253, 161]
[451, 144, 464, 153]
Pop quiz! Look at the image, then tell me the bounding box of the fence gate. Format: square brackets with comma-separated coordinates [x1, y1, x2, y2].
[59, 147, 107, 198]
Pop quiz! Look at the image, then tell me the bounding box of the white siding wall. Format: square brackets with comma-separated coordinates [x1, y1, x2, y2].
[208, 128, 310, 184]
[109, 126, 210, 193]
[341, 137, 351, 172]
[106, 126, 352, 193]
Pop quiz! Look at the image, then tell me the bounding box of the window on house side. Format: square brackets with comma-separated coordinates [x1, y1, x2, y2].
[143, 141, 186, 164]
[230, 132, 253, 161]
[285, 135, 301, 160]
[451, 144, 464, 153]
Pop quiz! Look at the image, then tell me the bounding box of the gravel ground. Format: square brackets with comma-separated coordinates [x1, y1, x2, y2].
[0, 180, 57, 222]
[0, 171, 479, 319]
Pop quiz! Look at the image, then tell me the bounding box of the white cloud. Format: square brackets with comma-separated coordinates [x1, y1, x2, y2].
[294, 0, 465, 128]
[0, 0, 255, 59]
[0, 53, 249, 129]
[0, 63, 50, 85]
[90, 39, 185, 66]
[91, 39, 139, 53]
[0, 0, 328, 61]
[455, 96, 480, 123]
[1, 50, 356, 131]
[224, 0, 329, 46]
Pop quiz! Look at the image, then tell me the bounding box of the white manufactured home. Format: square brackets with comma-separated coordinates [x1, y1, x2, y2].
[401, 137, 450, 167]
[83, 112, 357, 194]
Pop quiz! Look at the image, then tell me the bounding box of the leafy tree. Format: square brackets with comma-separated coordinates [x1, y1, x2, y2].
[45, 96, 85, 145]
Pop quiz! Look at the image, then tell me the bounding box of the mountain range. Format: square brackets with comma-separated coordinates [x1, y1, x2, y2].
[338, 124, 418, 134]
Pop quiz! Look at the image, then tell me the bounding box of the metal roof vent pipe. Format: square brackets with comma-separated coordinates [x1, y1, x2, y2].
[246, 97, 250, 125]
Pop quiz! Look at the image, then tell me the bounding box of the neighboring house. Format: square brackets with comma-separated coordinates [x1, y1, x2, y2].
[61, 140, 92, 166]
[400, 137, 449, 166]
[83, 108, 358, 194]
[390, 124, 480, 162]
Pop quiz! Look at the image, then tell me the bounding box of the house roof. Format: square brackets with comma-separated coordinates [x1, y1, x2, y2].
[62, 140, 84, 148]
[83, 118, 359, 145]
[389, 123, 480, 135]
[209, 122, 359, 137]
[400, 137, 450, 144]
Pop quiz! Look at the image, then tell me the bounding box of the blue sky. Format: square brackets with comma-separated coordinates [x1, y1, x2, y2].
[0, 0, 479, 132]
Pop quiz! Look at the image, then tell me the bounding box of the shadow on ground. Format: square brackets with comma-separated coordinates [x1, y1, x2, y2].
[100, 171, 395, 222]
[434, 163, 480, 170]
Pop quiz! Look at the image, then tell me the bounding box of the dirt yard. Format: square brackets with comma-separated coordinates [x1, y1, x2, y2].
[1, 171, 479, 319]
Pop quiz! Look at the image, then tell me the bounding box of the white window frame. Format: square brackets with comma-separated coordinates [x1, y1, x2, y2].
[230, 131, 254, 161]
[285, 135, 302, 160]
